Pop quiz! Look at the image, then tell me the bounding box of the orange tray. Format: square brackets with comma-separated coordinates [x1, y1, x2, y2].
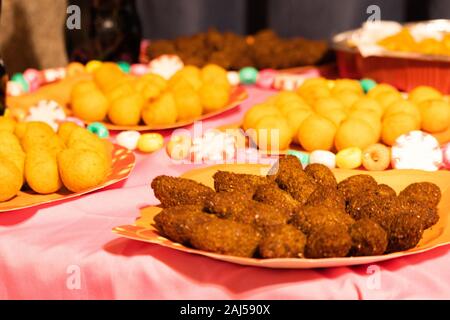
[113, 163, 450, 269]
[0, 144, 135, 212]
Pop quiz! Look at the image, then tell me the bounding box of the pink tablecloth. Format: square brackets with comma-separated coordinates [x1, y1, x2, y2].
[0, 86, 449, 300]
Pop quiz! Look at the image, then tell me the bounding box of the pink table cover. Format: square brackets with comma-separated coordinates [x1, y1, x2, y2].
[0, 86, 449, 300]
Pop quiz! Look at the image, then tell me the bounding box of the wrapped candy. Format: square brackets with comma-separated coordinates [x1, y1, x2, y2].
[138, 133, 164, 153]
[256, 69, 276, 89]
[25, 100, 66, 131]
[442, 143, 450, 169]
[130, 64, 149, 76]
[336, 147, 363, 169]
[116, 130, 141, 150]
[23, 69, 43, 92]
[87, 122, 109, 139]
[226, 71, 240, 86]
[43, 67, 66, 83]
[391, 130, 443, 171]
[6, 81, 24, 96]
[309, 150, 336, 168]
[148, 54, 184, 80]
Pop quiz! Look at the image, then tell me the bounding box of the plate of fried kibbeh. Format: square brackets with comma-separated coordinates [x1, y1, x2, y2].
[113, 156, 450, 268]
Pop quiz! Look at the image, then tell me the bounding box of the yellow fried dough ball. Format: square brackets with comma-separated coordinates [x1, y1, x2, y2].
[381, 113, 419, 146]
[286, 108, 313, 144]
[201, 64, 229, 87]
[351, 97, 383, 119]
[418, 99, 450, 133]
[108, 93, 145, 126]
[14, 122, 28, 139]
[173, 86, 203, 121]
[134, 80, 161, 101]
[139, 73, 167, 91]
[367, 83, 399, 99]
[384, 100, 421, 127]
[0, 131, 25, 175]
[278, 99, 310, 116]
[93, 63, 125, 92]
[170, 65, 202, 91]
[25, 147, 62, 194]
[243, 103, 281, 131]
[333, 90, 361, 112]
[335, 119, 377, 151]
[298, 114, 337, 151]
[250, 115, 292, 152]
[409, 86, 443, 105]
[58, 148, 109, 193]
[297, 77, 328, 91]
[199, 83, 230, 113]
[0, 158, 23, 202]
[323, 108, 348, 127]
[298, 84, 330, 105]
[19, 122, 64, 155]
[271, 91, 305, 108]
[57, 122, 80, 145]
[314, 97, 344, 116]
[375, 91, 403, 113]
[71, 81, 98, 101]
[0, 117, 16, 133]
[72, 89, 109, 122]
[347, 110, 381, 138]
[332, 79, 363, 95]
[66, 127, 111, 166]
[106, 81, 136, 102]
[142, 92, 178, 125]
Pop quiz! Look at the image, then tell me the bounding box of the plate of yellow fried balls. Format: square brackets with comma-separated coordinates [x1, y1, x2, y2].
[243, 78, 450, 153]
[0, 117, 135, 212]
[69, 63, 247, 131]
[113, 155, 450, 269]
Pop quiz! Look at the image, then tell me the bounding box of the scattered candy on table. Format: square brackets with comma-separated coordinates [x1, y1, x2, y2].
[287, 149, 310, 166]
[6, 81, 24, 96]
[360, 78, 377, 93]
[117, 61, 131, 74]
[226, 71, 240, 87]
[116, 130, 141, 150]
[24, 100, 66, 131]
[87, 122, 110, 139]
[391, 130, 443, 171]
[362, 143, 391, 171]
[239, 67, 258, 85]
[42, 67, 66, 83]
[138, 133, 164, 153]
[130, 64, 149, 76]
[11, 73, 29, 92]
[23, 68, 43, 92]
[256, 69, 276, 89]
[442, 142, 450, 169]
[309, 150, 336, 168]
[336, 147, 363, 169]
[166, 134, 192, 160]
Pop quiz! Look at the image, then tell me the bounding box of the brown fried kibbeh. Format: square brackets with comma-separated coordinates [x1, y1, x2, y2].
[291, 205, 354, 235]
[190, 219, 261, 257]
[154, 205, 217, 244]
[267, 155, 304, 180]
[337, 174, 378, 203]
[213, 171, 268, 197]
[259, 225, 306, 258]
[229, 200, 289, 230]
[305, 225, 352, 258]
[305, 186, 345, 211]
[304, 163, 337, 189]
[151, 175, 215, 207]
[349, 218, 388, 256]
[253, 183, 300, 217]
[204, 191, 251, 218]
[386, 211, 424, 253]
[399, 182, 441, 207]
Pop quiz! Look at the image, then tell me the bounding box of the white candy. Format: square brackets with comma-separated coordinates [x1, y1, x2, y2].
[227, 71, 240, 86]
[116, 131, 141, 150]
[309, 150, 336, 168]
[25, 100, 66, 131]
[391, 130, 443, 171]
[148, 54, 184, 80]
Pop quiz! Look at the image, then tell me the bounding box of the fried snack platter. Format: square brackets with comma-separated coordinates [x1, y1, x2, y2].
[0, 144, 135, 212]
[113, 163, 450, 269]
[100, 85, 247, 131]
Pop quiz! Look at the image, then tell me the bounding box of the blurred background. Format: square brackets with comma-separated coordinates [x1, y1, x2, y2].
[1, 0, 450, 73]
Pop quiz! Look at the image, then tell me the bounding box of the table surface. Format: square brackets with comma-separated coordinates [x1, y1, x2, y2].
[1, 86, 449, 300]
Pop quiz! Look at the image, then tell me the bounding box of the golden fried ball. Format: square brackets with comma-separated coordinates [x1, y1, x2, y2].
[142, 92, 178, 125]
[25, 147, 62, 194]
[108, 93, 145, 126]
[199, 83, 230, 113]
[0, 157, 23, 202]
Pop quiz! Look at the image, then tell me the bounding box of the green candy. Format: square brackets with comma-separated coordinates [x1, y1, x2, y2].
[360, 78, 377, 93]
[287, 150, 310, 167]
[87, 122, 109, 139]
[11, 73, 29, 92]
[239, 67, 258, 84]
[117, 61, 131, 74]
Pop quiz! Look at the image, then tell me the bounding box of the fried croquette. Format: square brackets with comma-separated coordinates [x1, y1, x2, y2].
[395, 197, 439, 230]
[346, 192, 380, 220]
[212, 171, 268, 196]
[387, 211, 424, 253]
[356, 197, 399, 231]
[349, 218, 388, 256]
[190, 219, 261, 257]
[306, 186, 345, 211]
[230, 200, 289, 230]
[259, 225, 306, 258]
[376, 184, 397, 198]
[274, 169, 317, 205]
[151, 175, 215, 208]
[154, 205, 216, 244]
[399, 182, 441, 207]
[253, 183, 300, 217]
[304, 163, 337, 189]
[291, 205, 354, 235]
[267, 155, 304, 180]
[305, 225, 352, 258]
[337, 174, 378, 202]
[204, 191, 250, 218]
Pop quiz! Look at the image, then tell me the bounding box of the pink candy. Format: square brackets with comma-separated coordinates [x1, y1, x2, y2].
[256, 69, 276, 89]
[442, 143, 450, 169]
[130, 64, 149, 76]
[23, 69, 43, 92]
